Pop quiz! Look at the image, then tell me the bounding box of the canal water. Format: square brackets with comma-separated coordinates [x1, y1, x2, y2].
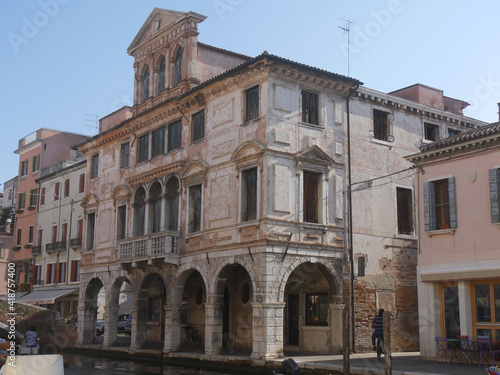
[63, 353, 245, 375]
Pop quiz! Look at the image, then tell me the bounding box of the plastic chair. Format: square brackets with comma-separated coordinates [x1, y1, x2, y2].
[478, 336, 500, 367]
[435, 336, 453, 364]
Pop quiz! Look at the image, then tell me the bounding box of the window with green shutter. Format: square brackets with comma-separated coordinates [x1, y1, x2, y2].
[424, 177, 457, 231]
[490, 169, 500, 223]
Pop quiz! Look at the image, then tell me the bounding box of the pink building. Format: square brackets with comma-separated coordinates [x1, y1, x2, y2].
[406, 121, 500, 359]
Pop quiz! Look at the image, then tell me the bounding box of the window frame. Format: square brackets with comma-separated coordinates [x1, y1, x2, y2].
[424, 177, 457, 233]
[471, 281, 500, 340]
[40, 187, 46, 206]
[64, 178, 70, 198]
[373, 109, 390, 142]
[396, 187, 414, 235]
[20, 160, 28, 177]
[137, 133, 150, 163]
[141, 66, 150, 104]
[120, 142, 130, 169]
[489, 169, 500, 224]
[192, 109, 205, 143]
[91, 154, 99, 179]
[168, 120, 182, 152]
[187, 183, 202, 234]
[29, 188, 37, 208]
[32, 154, 40, 173]
[54, 182, 60, 201]
[86, 212, 96, 251]
[424, 122, 440, 142]
[244, 85, 259, 122]
[303, 171, 322, 224]
[79, 173, 85, 193]
[151, 127, 166, 158]
[240, 166, 258, 222]
[301, 90, 319, 125]
[305, 293, 329, 326]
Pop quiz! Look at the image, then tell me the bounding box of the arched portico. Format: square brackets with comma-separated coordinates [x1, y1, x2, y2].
[282, 260, 343, 354]
[78, 277, 104, 345]
[103, 276, 132, 347]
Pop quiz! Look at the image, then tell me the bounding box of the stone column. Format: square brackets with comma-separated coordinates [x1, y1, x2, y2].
[330, 304, 345, 352]
[103, 305, 118, 347]
[164, 304, 181, 352]
[130, 306, 146, 351]
[250, 302, 286, 360]
[204, 302, 224, 356]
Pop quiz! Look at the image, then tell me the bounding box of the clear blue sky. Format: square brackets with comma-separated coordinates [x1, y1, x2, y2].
[2, 0, 500, 190]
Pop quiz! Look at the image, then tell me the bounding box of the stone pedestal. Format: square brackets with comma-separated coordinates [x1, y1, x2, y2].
[164, 304, 181, 352]
[204, 302, 224, 356]
[250, 302, 286, 360]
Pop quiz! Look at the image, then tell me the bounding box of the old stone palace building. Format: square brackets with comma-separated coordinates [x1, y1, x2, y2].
[75, 8, 486, 358]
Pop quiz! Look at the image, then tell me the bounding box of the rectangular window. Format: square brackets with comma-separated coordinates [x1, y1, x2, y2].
[245, 86, 259, 122]
[424, 123, 440, 141]
[54, 182, 60, 201]
[424, 177, 457, 231]
[62, 223, 68, 244]
[358, 256, 366, 277]
[52, 225, 58, 244]
[37, 229, 42, 248]
[188, 184, 202, 233]
[57, 262, 66, 284]
[16, 228, 22, 246]
[168, 120, 182, 152]
[86, 213, 96, 250]
[397, 187, 413, 235]
[46, 263, 53, 284]
[448, 128, 460, 137]
[77, 219, 83, 240]
[40, 187, 46, 205]
[241, 167, 257, 222]
[64, 178, 70, 197]
[303, 171, 321, 223]
[137, 134, 149, 163]
[18, 193, 25, 210]
[192, 109, 205, 143]
[116, 205, 126, 240]
[28, 226, 34, 244]
[91, 154, 99, 179]
[152, 127, 165, 157]
[32, 155, 40, 173]
[79, 173, 85, 193]
[302, 91, 319, 125]
[440, 284, 460, 339]
[20, 160, 28, 176]
[70, 260, 80, 282]
[472, 281, 500, 340]
[373, 109, 389, 141]
[29, 189, 37, 207]
[489, 169, 500, 223]
[120, 143, 130, 169]
[33, 265, 42, 285]
[305, 293, 328, 326]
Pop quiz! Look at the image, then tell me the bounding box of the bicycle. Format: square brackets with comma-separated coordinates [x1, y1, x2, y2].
[183, 324, 202, 345]
[376, 336, 384, 362]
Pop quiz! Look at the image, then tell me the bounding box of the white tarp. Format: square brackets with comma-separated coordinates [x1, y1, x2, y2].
[0, 354, 64, 375]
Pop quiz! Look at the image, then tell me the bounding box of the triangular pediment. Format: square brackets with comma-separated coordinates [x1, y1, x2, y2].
[295, 145, 334, 165]
[127, 8, 206, 55]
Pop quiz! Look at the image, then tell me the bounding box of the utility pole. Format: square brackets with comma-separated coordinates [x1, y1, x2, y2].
[338, 18, 355, 76]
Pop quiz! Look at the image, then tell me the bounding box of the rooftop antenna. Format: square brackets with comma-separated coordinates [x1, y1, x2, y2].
[338, 18, 356, 77]
[84, 113, 98, 134]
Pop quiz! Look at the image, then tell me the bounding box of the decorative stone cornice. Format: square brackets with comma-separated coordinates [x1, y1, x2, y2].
[126, 161, 185, 187]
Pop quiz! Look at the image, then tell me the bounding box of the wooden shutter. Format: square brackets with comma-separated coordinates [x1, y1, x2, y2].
[46, 264, 52, 284]
[448, 177, 457, 229]
[423, 182, 433, 231]
[304, 172, 319, 223]
[490, 169, 500, 223]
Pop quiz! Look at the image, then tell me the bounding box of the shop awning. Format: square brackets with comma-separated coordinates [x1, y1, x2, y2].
[16, 288, 78, 305]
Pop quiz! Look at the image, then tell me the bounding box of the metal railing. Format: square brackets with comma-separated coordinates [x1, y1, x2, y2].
[118, 232, 179, 263]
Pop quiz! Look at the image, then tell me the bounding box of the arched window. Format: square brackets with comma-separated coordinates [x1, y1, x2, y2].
[149, 182, 162, 233]
[157, 57, 166, 95]
[174, 48, 182, 86]
[141, 66, 150, 103]
[165, 177, 179, 231]
[134, 188, 146, 236]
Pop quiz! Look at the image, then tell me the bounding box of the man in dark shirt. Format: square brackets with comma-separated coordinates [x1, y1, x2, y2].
[371, 309, 384, 350]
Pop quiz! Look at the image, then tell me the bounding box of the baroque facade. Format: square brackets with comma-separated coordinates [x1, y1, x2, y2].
[76, 9, 358, 358]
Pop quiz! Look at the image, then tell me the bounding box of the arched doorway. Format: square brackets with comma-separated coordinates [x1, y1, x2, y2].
[179, 271, 206, 351]
[214, 264, 253, 355]
[80, 277, 104, 344]
[283, 261, 341, 354]
[134, 273, 166, 349]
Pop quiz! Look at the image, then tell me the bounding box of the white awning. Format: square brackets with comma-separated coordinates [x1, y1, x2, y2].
[16, 288, 78, 305]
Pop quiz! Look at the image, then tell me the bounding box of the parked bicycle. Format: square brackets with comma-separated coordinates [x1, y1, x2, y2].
[183, 324, 202, 345]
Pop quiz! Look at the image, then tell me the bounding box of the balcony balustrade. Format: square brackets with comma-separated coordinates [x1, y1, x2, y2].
[70, 238, 82, 248]
[45, 243, 56, 253]
[118, 231, 179, 265]
[45, 241, 67, 253]
[31, 246, 42, 256]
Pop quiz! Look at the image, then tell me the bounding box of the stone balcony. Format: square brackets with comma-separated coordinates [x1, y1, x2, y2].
[31, 246, 42, 256]
[70, 238, 82, 249]
[45, 241, 67, 253]
[117, 231, 180, 266]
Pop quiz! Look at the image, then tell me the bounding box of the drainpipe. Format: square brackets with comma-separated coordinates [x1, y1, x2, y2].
[346, 83, 360, 352]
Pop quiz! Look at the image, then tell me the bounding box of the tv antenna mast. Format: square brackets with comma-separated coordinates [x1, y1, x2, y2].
[338, 18, 356, 76]
[84, 113, 98, 134]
